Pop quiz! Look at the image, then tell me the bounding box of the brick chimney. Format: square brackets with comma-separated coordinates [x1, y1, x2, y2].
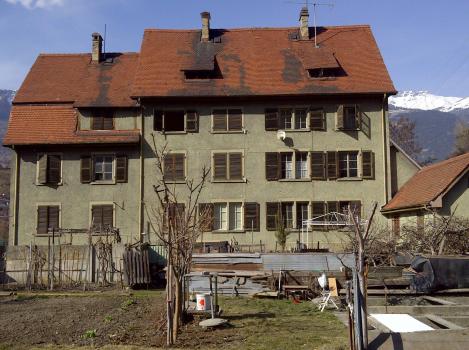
[201, 12, 211, 42]
[299, 7, 309, 40]
[92, 32, 103, 62]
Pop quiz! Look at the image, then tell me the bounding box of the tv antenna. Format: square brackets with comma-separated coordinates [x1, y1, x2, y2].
[285, 1, 334, 47]
[103, 24, 107, 59]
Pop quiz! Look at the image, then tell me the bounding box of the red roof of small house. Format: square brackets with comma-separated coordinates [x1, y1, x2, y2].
[3, 105, 140, 146]
[382, 153, 469, 212]
[13, 53, 139, 107]
[131, 25, 396, 98]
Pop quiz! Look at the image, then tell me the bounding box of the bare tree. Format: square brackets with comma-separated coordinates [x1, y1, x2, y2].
[274, 214, 290, 252]
[145, 136, 211, 345]
[452, 121, 469, 157]
[390, 116, 422, 159]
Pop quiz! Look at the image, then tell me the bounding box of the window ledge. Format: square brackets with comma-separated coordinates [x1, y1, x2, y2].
[35, 232, 62, 237]
[336, 128, 360, 132]
[211, 230, 245, 234]
[165, 180, 187, 184]
[211, 130, 245, 134]
[278, 178, 311, 182]
[90, 180, 116, 185]
[284, 129, 310, 133]
[36, 182, 63, 186]
[337, 177, 362, 182]
[212, 179, 247, 183]
[161, 131, 187, 135]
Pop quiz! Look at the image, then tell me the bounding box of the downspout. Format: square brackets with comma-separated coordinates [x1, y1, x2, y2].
[382, 93, 390, 205]
[11, 147, 20, 246]
[138, 100, 144, 242]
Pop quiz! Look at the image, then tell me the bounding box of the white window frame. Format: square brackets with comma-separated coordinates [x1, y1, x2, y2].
[279, 106, 310, 131]
[338, 151, 359, 179]
[159, 109, 188, 134]
[279, 151, 310, 180]
[212, 201, 244, 232]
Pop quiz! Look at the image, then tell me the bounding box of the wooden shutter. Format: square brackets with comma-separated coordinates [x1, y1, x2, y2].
[48, 206, 59, 231]
[154, 110, 164, 131]
[213, 109, 227, 131]
[37, 206, 48, 234]
[165, 154, 185, 181]
[186, 110, 199, 132]
[174, 154, 185, 180]
[265, 108, 279, 131]
[266, 202, 280, 231]
[311, 152, 326, 180]
[199, 203, 214, 231]
[326, 151, 338, 179]
[310, 109, 326, 130]
[102, 205, 114, 228]
[265, 152, 280, 181]
[360, 110, 371, 137]
[354, 105, 361, 129]
[37, 154, 48, 184]
[116, 155, 128, 183]
[327, 201, 339, 214]
[213, 153, 227, 180]
[103, 116, 113, 130]
[80, 156, 92, 183]
[47, 155, 61, 184]
[92, 205, 103, 228]
[228, 109, 243, 131]
[244, 202, 260, 231]
[164, 154, 174, 181]
[91, 115, 103, 130]
[336, 105, 344, 130]
[362, 151, 375, 179]
[229, 153, 243, 180]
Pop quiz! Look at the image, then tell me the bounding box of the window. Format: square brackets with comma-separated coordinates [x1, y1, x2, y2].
[338, 151, 359, 178]
[80, 154, 127, 184]
[281, 153, 293, 179]
[280, 109, 293, 129]
[37, 205, 59, 235]
[266, 152, 310, 180]
[229, 203, 243, 231]
[213, 202, 243, 231]
[336, 105, 359, 130]
[213, 152, 243, 180]
[91, 109, 114, 130]
[164, 203, 185, 231]
[295, 152, 308, 179]
[339, 201, 361, 220]
[94, 155, 113, 181]
[280, 108, 308, 130]
[311, 152, 326, 180]
[212, 109, 243, 132]
[91, 204, 114, 231]
[308, 68, 341, 78]
[154, 110, 199, 133]
[164, 153, 185, 181]
[295, 109, 308, 129]
[281, 202, 294, 229]
[311, 202, 326, 227]
[37, 154, 61, 185]
[296, 202, 309, 229]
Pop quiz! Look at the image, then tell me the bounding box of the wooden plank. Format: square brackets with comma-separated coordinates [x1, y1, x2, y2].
[328, 277, 338, 297]
[423, 296, 457, 305]
[425, 314, 464, 330]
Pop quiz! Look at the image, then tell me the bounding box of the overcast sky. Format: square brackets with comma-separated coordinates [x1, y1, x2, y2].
[1, 0, 468, 96]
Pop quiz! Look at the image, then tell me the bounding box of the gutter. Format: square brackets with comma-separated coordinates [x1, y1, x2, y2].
[380, 204, 429, 215]
[382, 93, 390, 205]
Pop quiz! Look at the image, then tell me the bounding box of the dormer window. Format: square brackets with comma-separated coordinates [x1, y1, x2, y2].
[308, 67, 341, 79]
[91, 109, 114, 130]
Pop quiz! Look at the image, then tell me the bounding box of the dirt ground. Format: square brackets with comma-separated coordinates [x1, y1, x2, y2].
[0, 290, 348, 350]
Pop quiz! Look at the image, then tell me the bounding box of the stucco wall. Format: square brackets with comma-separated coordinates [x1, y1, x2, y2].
[390, 145, 420, 197]
[141, 96, 389, 251]
[440, 172, 469, 217]
[9, 146, 141, 246]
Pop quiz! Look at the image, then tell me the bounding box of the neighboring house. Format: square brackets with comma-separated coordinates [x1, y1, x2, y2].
[389, 139, 421, 197]
[4, 9, 397, 251]
[382, 152, 469, 235]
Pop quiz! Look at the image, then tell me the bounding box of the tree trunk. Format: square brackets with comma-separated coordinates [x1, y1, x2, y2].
[172, 270, 182, 340]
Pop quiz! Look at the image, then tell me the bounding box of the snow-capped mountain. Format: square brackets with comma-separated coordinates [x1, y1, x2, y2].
[389, 91, 469, 113]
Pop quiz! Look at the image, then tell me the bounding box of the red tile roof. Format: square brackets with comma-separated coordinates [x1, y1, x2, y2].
[131, 26, 396, 97]
[383, 153, 469, 212]
[13, 53, 139, 107]
[3, 105, 140, 146]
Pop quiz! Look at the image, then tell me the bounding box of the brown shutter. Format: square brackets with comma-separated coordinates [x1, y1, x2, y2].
[326, 151, 338, 179]
[116, 155, 128, 183]
[164, 154, 175, 181]
[174, 154, 185, 180]
[266, 202, 280, 231]
[199, 203, 214, 231]
[103, 116, 114, 130]
[80, 156, 92, 183]
[154, 110, 163, 131]
[229, 153, 243, 180]
[37, 154, 48, 184]
[354, 105, 360, 129]
[311, 152, 326, 180]
[311, 202, 326, 221]
[92, 205, 103, 229]
[228, 109, 243, 131]
[265, 152, 280, 181]
[92, 115, 103, 130]
[186, 110, 199, 132]
[362, 151, 375, 179]
[350, 201, 362, 220]
[336, 105, 344, 130]
[37, 206, 48, 234]
[244, 202, 260, 231]
[310, 108, 326, 130]
[48, 206, 60, 231]
[213, 109, 227, 131]
[102, 205, 114, 228]
[47, 155, 61, 184]
[213, 153, 227, 180]
[265, 108, 279, 131]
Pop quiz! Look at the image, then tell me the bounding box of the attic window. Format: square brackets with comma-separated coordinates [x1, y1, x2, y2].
[183, 58, 222, 80]
[308, 67, 342, 78]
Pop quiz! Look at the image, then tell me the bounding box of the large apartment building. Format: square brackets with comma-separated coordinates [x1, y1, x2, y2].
[4, 9, 399, 251]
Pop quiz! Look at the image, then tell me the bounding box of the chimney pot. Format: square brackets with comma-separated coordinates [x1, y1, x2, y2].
[92, 32, 103, 62]
[299, 7, 310, 40]
[201, 11, 211, 42]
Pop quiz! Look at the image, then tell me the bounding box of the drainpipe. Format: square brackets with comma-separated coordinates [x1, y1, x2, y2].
[382, 93, 390, 205]
[11, 147, 20, 246]
[138, 101, 144, 242]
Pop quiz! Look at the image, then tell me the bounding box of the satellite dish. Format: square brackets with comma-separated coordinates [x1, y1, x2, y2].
[277, 130, 286, 141]
[318, 273, 327, 289]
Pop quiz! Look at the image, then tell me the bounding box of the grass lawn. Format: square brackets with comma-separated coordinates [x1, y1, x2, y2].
[0, 291, 348, 350]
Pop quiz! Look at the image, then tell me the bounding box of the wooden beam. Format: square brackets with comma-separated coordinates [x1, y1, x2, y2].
[425, 314, 464, 330]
